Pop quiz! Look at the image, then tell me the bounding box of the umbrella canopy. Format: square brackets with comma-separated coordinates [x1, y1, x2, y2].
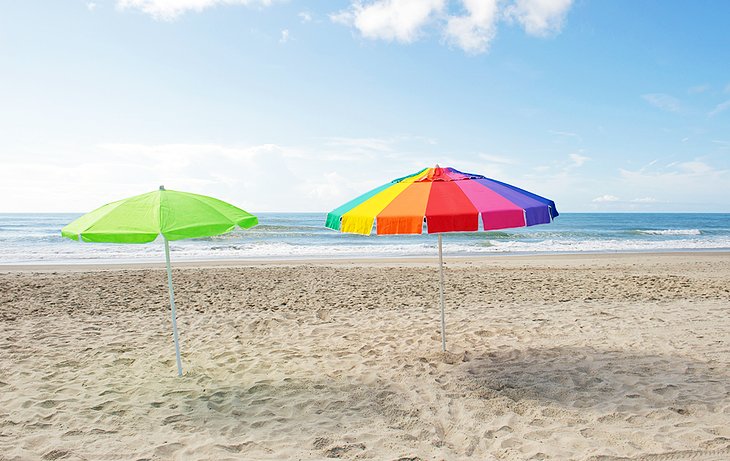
[62, 187, 258, 376]
[325, 166, 557, 351]
[326, 166, 557, 235]
[62, 188, 257, 243]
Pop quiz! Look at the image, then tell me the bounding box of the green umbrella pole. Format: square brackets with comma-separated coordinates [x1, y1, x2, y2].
[438, 234, 446, 352]
[164, 237, 183, 377]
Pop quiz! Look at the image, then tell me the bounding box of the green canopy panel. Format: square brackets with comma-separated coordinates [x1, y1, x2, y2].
[62, 188, 258, 243]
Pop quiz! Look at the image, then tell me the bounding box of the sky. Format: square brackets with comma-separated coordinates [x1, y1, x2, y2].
[1, 0, 729, 213]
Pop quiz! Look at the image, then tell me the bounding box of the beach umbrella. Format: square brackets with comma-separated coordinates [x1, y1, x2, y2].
[325, 166, 557, 351]
[61, 186, 258, 376]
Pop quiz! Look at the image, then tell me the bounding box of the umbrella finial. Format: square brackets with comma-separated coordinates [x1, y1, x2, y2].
[435, 164, 440, 168]
[159, 185, 165, 191]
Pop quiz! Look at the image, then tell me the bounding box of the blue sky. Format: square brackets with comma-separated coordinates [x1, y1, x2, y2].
[1, 0, 728, 213]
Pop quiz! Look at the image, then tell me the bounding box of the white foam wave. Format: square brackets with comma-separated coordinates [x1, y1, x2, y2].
[471, 238, 729, 253]
[636, 229, 701, 236]
[3, 237, 730, 264]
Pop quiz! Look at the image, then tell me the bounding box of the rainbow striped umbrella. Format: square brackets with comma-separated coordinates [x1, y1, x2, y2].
[325, 166, 558, 350]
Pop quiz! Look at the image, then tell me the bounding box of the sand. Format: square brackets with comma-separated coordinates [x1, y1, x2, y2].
[1, 252, 729, 461]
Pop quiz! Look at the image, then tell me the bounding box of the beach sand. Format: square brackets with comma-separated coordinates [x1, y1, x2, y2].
[1, 252, 730, 460]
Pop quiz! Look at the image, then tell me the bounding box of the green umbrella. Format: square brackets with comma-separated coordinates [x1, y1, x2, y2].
[62, 186, 258, 376]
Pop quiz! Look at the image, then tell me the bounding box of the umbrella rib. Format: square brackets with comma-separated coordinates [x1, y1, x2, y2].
[157, 190, 164, 239]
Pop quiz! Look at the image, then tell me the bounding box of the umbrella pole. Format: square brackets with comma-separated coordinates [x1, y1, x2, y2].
[438, 234, 446, 352]
[164, 237, 183, 377]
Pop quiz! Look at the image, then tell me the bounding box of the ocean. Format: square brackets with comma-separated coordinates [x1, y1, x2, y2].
[1, 213, 729, 264]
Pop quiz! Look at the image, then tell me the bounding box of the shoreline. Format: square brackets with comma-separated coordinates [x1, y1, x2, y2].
[1, 250, 729, 272]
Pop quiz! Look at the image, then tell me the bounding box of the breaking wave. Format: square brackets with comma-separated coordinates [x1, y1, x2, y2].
[635, 229, 702, 236]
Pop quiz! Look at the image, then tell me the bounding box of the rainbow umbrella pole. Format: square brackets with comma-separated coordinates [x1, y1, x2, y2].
[326, 166, 558, 351]
[62, 186, 258, 376]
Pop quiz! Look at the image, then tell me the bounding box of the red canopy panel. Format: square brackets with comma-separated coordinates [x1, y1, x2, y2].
[425, 181, 479, 233]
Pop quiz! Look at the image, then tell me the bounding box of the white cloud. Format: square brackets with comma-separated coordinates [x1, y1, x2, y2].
[569, 152, 589, 167]
[499, 156, 728, 212]
[504, 0, 573, 37]
[444, 0, 499, 54]
[332, 0, 575, 53]
[116, 0, 276, 21]
[688, 84, 709, 94]
[279, 29, 290, 43]
[549, 129, 582, 141]
[322, 136, 395, 156]
[0, 139, 451, 212]
[331, 0, 445, 43]
[592, 194, 619, 203]
[478, 153, 517, 165]
[300, 171, 349, 200]
[96, 142, 277, 161]
[589, 195, 660, 208]
[709, 99, 730, 117]
[677, 160, 713, 175]
[116, 0, 574, 52]
[0, 143, 299, 212]
[642, 93, 681, 112]
[87, 2, 97, 11]
[617, 159, 729, 211]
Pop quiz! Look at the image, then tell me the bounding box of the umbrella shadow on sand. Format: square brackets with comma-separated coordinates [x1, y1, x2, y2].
[455, 346, 729, 413]
[446, 346, 730, 459]
[143, 346, 730, 460]
[145, 372, 423, 460]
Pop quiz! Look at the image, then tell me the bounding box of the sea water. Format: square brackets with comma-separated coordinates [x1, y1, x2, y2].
[0, 213, 729, 264]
